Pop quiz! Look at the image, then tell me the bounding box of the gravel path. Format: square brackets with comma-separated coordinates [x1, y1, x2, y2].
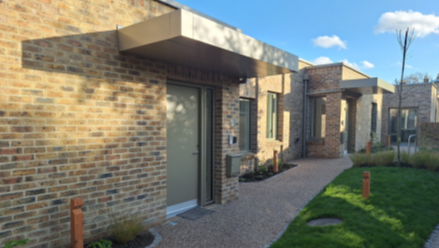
[154, 156, 352, 248]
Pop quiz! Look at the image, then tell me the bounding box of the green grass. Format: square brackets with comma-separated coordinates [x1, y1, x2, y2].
[271, 167, 439, 248]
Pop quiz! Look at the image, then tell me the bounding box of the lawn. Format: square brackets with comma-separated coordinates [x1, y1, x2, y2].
[271, 167, 439, 248]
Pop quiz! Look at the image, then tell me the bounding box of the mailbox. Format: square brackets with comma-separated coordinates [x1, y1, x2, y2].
[226, 154, 241, 177]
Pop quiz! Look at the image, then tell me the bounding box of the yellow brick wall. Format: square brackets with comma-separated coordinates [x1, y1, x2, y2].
[0, 1, 241, 246]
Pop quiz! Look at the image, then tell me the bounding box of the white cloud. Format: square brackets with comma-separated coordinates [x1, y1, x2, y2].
[375, 10, 439, 37]
[312, 56, 333, 65]
[312, 35, 347, 49]
[362, 61, 375, 69]
[342, 59, 359, 69]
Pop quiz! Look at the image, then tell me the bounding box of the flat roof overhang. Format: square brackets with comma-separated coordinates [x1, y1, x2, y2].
[117, 9, 298, 78]
[340, 78, 395, 94]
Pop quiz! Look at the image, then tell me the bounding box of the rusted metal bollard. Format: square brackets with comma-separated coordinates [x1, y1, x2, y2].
[70, 198, 84, 248]
[366, 142, 372, 155]
[387, 135, 391, 147]
[363, 172, 370, 199]
[273, 150, 278, 173]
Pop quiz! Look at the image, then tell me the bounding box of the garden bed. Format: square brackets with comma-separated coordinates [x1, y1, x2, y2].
[85, 230, 154, 248]
[239, 163, 297, 182]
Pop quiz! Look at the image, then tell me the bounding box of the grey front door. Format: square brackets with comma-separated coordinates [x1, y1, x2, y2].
[166, 84, 199, 207]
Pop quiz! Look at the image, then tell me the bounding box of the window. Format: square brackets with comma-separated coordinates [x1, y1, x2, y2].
[390, 108, 418, 133]
[389, 108, 418, 142]
[239, 99, 251, 151]
[266, 93, 278, 139]
[310, 97, 326, 138]
[371, 103, 377, 133]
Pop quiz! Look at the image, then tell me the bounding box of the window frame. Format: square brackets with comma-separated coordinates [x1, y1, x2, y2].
[266, 92, 279, 140]
[371, 103, 377, 133]
[239, 98, 252, 152]
[309, 96, 326, 139]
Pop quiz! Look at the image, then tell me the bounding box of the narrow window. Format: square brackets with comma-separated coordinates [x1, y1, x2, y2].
[371, 103, 377, 133]
[310, 97, 326, 138]
[239, 99, 251, 151]
[266, 93, 278, 139]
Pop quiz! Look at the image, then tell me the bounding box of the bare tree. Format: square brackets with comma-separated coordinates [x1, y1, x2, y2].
[395, 28, 416, 166]
[404, 72, 432, 84]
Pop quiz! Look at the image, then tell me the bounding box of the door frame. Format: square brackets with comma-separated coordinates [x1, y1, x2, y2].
[167, 80, 215, 207]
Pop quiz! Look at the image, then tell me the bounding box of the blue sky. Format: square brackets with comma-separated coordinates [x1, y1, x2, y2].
[173, 0, 439, 83]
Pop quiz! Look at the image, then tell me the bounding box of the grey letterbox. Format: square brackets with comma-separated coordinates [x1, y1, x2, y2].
[226, 154, 242, 177]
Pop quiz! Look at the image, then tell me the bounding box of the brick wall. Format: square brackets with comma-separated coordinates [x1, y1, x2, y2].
[419, 122, 439, 149]
[0, 1, 240, 247]
[354, 94, 383, 152]
[305, 65, 342, 158]
[381, 83, 437, 142]
[305, 64, 383, 157]
[238, 61, 306, 172]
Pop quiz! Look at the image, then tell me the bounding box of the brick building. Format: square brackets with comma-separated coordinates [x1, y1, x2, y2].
[0, 0, 399, 246]
[0, 0, 301, 246]
[381, 81, 439, 143]
[302, 62, 392, 158]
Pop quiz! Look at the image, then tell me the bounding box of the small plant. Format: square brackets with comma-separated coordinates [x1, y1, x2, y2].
[107, 208, 144, 244]
[4, 239, 30, 248]
[257, 165, 268, 175]
[89, 239, 112, 248]
[278, 159, 284, 169]
[268, 172, 274, 177]
[239, 177, 246, 182]
[255, 175, 264, 180]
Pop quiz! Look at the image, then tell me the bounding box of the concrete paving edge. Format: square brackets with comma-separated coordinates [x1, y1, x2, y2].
[145, 228, 162, 248]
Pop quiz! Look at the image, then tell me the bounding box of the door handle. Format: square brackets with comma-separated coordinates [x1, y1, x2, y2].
[193, 151, 200, 155]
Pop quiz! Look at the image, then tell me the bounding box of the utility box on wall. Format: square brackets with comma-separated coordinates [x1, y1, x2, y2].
[226, 154, 242, 177]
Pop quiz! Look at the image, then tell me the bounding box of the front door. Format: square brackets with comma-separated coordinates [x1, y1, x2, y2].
[166, 84, 200, 216]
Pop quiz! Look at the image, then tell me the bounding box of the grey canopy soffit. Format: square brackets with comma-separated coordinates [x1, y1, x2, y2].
[117, 9, 298, 78]
[340, 78, 395, 94]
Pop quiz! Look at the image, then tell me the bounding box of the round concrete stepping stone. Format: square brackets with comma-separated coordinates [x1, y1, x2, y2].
[307, 218, 343, 226]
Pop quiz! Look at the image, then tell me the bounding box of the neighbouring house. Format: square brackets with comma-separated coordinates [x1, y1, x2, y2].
[302, 62, 393, 157]
[0, 0, 400, 246]
[381, 76, 439, 143]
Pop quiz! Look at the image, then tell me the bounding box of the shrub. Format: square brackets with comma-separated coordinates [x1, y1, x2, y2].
[350, 153, 370, 167]
[107, 208, 144, 244]
[351, 150, 395, 167]
[377, 150, 395, 166]
[425, 153, 439, 171]
[401, 151, 411, 165]
[412, 151, 430, 169]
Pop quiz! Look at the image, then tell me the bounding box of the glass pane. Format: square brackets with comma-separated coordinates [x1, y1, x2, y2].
[407, 109, 417, 129]
[239, 100, 251, 151]
[390, 109, 398, 133]
[311, 97, 326, 138]
[266, 94, 273, 138]
[272, 94, 278, 139]
[205, 89, 213, 202]
[389, 108, 418, 133]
